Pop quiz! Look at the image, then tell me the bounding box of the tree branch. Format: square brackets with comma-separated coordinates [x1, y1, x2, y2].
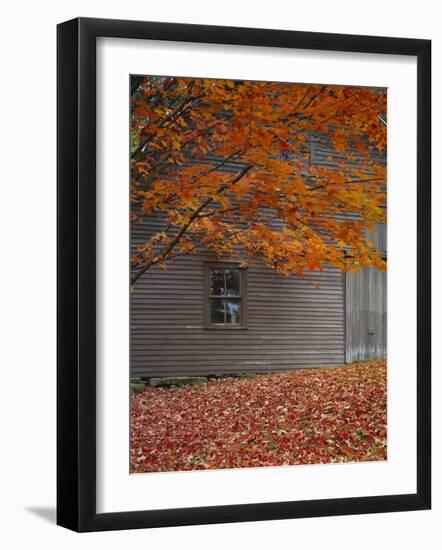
[130, 164, 253, 285]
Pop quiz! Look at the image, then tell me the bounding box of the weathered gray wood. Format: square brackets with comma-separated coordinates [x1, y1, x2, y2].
[345, 263, 387, 363]
[130, 132, 386, 376]
[345, 222, 387, 362]
[130, 237, 346, 376]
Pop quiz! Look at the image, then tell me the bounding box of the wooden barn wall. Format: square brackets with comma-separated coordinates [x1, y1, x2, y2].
[130, 134, 386, 377]
[130, 216, 345, 377]
[345, 224, 387, 363]
[312, 134, 387, 363]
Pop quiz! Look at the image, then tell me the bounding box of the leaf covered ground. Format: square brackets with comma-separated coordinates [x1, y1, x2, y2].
[130, 360, 387, 473]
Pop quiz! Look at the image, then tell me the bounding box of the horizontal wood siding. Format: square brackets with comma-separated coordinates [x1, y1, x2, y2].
[131, 219, 345, 376]
[130, 133, 386, 376]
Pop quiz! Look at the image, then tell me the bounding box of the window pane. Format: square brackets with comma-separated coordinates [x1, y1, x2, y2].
[225, 269, 240, 296]
[210, 298, 241, 325]
[210, 268, 240, 296]
[225, 300, 241, 324]
[210, 298, 225, 324]
[210, 270, 225, 296]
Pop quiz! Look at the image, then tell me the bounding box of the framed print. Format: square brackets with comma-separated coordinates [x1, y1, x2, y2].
[57, 17, 431, 532]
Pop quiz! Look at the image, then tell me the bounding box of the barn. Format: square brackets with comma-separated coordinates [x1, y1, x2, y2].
[130, 138, 387, 379]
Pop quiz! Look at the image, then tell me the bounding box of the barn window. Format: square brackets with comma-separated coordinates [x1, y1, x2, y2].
[204, 264, 247, 329]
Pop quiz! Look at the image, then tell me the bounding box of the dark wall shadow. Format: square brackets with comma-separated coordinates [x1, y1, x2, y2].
[26, 506, 56, 524]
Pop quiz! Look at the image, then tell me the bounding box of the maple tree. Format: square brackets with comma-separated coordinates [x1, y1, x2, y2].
[130, 76, 387, 285]
[131, 359, 387, 472]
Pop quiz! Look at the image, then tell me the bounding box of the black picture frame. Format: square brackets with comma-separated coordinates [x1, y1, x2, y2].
[57, 17, 431, 532]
